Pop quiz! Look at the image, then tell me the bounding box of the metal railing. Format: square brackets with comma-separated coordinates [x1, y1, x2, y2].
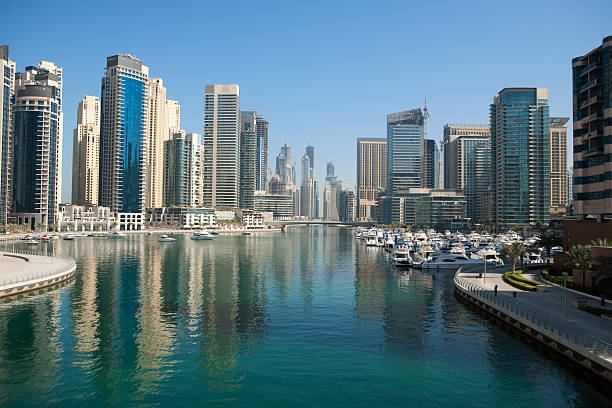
[0, 253, 76, 289]
[454, 269, 612, 363]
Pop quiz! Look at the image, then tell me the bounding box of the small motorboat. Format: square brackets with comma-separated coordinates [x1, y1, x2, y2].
[26, 239, 39, 245]
[191, 231, 213, 241]
[63, 235, 75, 241]
[242, 231, 251, 236]
[158, 234, 176, 242]
[108, 231, 127, 239]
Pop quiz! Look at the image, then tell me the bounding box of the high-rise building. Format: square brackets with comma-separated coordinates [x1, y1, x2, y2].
[568, 167, 574, 204]
[301, 153, 311, 183]
[12, 61, 63, 228]
[255, 116, 268, 191]
[442, 124, 491, 223]
[99, 54, 149, 221]
[203, 84, 240, 208]
[146, 78, 169, 209]
[0, 45, 15, 226]
[306, 144, 314, 175]
[72, 96, 100, 206]
[490, 88, 550, 230]
[387, 109, 424, 194]
[423, 139, 439, 189]
[166, 99, 181, 137]
[338, 190, 356, 222]
[356, 137, 387, 221]
[164, 131, 203, 207]
[550, 117, 568, 212]
[300, 178, 315, 219]
[239, 111, 257, 209]
[572, 37, 612, 219]
[326, 161, 336, 182]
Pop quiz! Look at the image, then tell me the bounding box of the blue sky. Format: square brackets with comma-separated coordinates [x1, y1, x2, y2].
[2, 0, 611, 202]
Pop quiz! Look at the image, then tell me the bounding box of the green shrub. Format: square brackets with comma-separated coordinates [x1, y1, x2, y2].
[541, 270, 573, 285]
[578, 305, 612, 319]
[503, 271, 538, 291]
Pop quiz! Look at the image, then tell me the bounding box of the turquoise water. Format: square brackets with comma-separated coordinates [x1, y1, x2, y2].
[0, 227, 609, 407]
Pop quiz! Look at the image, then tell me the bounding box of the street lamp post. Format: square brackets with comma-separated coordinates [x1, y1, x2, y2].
[483, 256, 487, 285]
[562, 272, 568, 319]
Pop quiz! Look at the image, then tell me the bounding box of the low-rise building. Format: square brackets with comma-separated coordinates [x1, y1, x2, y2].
[58, 204, 115, 231]
[146, 207, 216, 229]
[379, 188, 467, 229]
[236, 208, 267, 228]
[254, 191, 294, 219]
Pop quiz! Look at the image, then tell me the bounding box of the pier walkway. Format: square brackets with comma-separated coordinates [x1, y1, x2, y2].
[0, 251, 76, 298]
[455, 267, 612, 382]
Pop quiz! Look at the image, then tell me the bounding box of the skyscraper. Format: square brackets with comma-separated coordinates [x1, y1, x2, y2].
[255, 116, 268, 191]
[326, 161, 336, 182]
[550, 117, 568, 212]
[323, 161, 341, 221]
[356, 137, 387, 221]
[387, 109, 424, 194]
[0, 45, 15, 226]
[203, 84, 240, 208]
[166, 99, 181, 137]
[72, 95, 100, 206]
[442, 124, 490, 190]
[423, 139, 439, 189]
[443, 124, 491, 223]
[301, 153, 311, 183]
[164, 131, 203, 207]
[490, 88, 550, 230]
[146, 78, 168, 209]
[239, 111, 257, 209]
[12, 61, 63, 228]
[572, 36, 612, 219]
[99, 54, 149, 222]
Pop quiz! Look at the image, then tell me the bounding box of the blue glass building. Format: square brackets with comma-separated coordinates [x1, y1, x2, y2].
[490, 88, 550, 230]
[99, 55, 148, 223]
[387, 109, 424, 194]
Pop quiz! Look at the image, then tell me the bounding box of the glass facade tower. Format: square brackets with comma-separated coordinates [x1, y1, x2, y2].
[255, 116, 268, 191]
[99, 54, 149, 215]
[490, 88, 550, 230]
[387, 109, 424, 194]
[240, 111, 257, 209]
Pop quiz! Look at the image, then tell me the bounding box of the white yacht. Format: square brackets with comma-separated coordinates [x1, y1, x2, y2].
[392, 248, 413, 267]
[108, 231, 127, 239]
[421, 253, 484, 269]
[191, 231, 213, 240]
[63, 235, 75, 241]
[158, 234, 176, 242]
[472, 248, 504, 265]
[365, 236, 378, 247]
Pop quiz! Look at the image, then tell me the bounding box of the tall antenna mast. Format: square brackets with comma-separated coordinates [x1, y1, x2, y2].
[423, 78, 429, 139]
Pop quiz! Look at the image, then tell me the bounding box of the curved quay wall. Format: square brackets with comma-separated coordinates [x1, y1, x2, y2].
[453, 269, 612, 383]
[0, 252, 76, 299]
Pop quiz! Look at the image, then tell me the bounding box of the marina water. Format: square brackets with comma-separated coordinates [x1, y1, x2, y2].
[0, 227, 609, 407]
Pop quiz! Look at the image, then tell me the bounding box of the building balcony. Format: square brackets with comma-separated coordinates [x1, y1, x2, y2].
[579, 95, 600, 109]
[584, 130, 604, 141]
[584, 112, 604, 123]
[580, 62, 598, 77]
[583, 145, 605, 158]
[580, 79, 598, 92]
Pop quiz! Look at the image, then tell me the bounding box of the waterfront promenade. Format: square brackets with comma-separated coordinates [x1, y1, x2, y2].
[0, 251, 76, 298]
[455, 267, 612, 382]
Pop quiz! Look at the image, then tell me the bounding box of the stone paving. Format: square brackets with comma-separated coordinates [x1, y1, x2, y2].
[459, 266, 612, 345]
[0, 252, 76, 291]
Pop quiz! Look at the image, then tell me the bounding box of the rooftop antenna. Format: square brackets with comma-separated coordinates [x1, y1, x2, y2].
[423, 78, 430, 140]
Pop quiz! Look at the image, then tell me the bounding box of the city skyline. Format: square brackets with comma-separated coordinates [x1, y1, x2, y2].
[2, 1, 609, 202]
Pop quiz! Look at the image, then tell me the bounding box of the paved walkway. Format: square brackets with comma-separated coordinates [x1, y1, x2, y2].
[0, 252, 76, 291]
[459, 267, 612, 346]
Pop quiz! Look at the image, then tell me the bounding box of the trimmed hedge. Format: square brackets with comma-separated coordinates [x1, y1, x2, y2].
[503, 271, 538, 291]
[541, 269, 574, 285]
[578, 304, 612, 319]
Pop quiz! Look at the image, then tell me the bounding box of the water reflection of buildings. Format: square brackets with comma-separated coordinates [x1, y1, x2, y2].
[354, 242, 433, 351]
[0, 291, 63, 397]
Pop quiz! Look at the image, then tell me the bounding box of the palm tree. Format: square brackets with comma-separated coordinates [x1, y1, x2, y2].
[502, 243, 526, 273]
[590, 238, 612, 247]
[567, 245, 592, 271]
[538, 232, 563, 263]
